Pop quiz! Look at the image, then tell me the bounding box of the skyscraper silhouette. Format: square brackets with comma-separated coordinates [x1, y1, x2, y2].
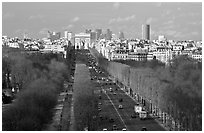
[142, 24, 150, 40]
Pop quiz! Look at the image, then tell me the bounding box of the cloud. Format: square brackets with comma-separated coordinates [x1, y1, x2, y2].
[163, 20, 174, 25]
[113, 2, 120, 9]
[146, 18, 153, 24]
[188, 12, 200, 17]
[62, 24, 74, 30]
[146, 17, 157, 24]
[71, 17, 80, 22]
[161, 10, 172, 17]
[15, 29, 29, 35]
[29, 15, 44, 20]
[173, 32, 184, 38]
[187, 22, 198, 25]
[109, 15, 135, 24]
[177, 7, 181, 11]
[157, 29, 185, 39]
[3, 12, 14, 19]
[165, 30, 177, 36]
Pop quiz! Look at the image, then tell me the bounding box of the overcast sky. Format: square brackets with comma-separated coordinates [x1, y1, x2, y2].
[2, 2, 202, 40]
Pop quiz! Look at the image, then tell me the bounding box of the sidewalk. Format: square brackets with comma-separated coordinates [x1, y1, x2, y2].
[69, 94, 75, 130]
[44, 78, 75, 131]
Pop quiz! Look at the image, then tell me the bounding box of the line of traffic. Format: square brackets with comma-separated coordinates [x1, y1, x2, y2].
[103, 89, 129, 131]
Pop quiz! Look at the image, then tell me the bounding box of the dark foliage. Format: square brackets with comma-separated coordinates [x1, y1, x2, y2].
[2, 47, 74, 131]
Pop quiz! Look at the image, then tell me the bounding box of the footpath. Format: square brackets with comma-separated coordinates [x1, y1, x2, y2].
[44, 69, 76, 130]
[45, 62, 91, 131]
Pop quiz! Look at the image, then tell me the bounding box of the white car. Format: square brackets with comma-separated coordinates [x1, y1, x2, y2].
[103, 128, 108, 131]
[119, 105, 123, 109]
[122, 128, 127, 131]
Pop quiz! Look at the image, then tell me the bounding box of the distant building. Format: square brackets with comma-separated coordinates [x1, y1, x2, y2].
[64, 31, 68, 38]
[191, 53, 202, 62]
[41, 43, 66, 58]
[158, 35, 166, 42]
[74, 33, 91, 49]
[142, 24, 150, 40]
[119, 31, 125, 39]
[23, 33, 28, 39]
[153, 46, 172, 65]
[67, 32, 72, 41]
[112, 34, 118, 40]
[90, 31, 97, 42]
[85, 29, 92, 33]
[48, 31, 61, 41]
[95, 29, 102, 40]
[106, 29, 112, 40]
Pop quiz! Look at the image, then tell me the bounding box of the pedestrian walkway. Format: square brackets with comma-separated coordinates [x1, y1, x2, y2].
[69, 94, 75, 130]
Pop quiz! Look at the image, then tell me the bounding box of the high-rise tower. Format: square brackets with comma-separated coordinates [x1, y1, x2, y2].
[142, 24, 150, 40]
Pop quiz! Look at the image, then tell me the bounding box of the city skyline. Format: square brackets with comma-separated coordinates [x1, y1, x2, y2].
[2, 2, 202, 41]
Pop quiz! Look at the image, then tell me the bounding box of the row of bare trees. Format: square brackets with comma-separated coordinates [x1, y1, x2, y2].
[2, 47, 75, 130]
[90, 48, 202, 131]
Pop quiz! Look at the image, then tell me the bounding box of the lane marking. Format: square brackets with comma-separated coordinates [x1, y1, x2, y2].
[116, 83, 168, 131]
[103, 89, 129, 131]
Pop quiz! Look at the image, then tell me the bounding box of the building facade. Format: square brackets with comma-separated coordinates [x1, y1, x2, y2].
[48, 31, 61, 41]
[119, 31, 125, 39]
[106, 29, 112, 40]
[95, 29, 102, 40]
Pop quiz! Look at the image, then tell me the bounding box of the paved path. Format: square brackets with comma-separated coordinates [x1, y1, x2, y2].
[69, 94, 75, 130]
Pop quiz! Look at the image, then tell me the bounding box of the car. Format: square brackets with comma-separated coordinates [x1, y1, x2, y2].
[103, 128, 108, 131]
[119, 98, 123, 102]
[131, 114, 137, 118]
[112, 125, 117, 130]
[98, 102, 102, 105]
[2, 92, 13, 104]
[99, 95, 102, 99]
[141, 127, 147, 131]
[113, 92, 116, 95]
[109, 118, 114, 123]
[98, 107, 101, 111]
[99, 115, 103, 119]
[122, 128, 127, 131]
[119, 105, 123, 109]
[139, 111, 147, 120]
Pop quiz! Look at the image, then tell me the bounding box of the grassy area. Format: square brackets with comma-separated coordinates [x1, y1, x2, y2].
[73, 53, 98, 130]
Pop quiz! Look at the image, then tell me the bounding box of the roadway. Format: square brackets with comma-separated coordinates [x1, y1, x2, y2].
[104, 85, 165, 131]
[86, 50, 166, 131]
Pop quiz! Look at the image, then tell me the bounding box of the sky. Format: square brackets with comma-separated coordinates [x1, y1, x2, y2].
[2, 2, 202, 40]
